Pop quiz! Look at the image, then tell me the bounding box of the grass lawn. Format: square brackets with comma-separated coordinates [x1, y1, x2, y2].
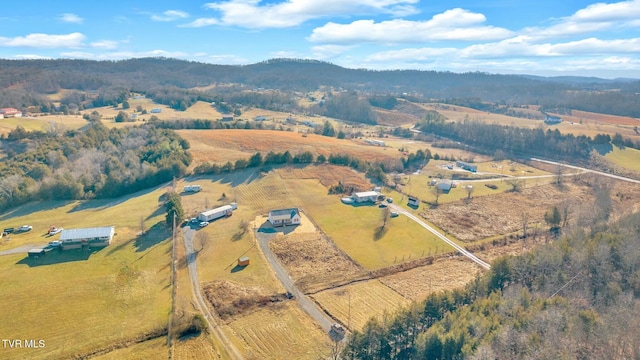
[605, 146, 640, 174]
[0, 186, 172, 360]
[287, 178, 454, 270]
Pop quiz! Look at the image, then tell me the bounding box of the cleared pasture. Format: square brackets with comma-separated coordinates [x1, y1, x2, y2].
[284, 176, 455, 270]
[177, 129, 400, 167]
[604, 146, 640, 174]
[0, 186, 172, 360]
[311, 280, 410, 331]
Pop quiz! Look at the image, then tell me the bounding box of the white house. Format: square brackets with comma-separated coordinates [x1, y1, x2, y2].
[268, 208, 301, 227]
[0, 108, 22, 118]
[352, 191, 380, 203]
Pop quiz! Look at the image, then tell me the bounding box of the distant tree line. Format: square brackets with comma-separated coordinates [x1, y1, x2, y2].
[417, 115, 640, 161]
[0, 122, 191, 212]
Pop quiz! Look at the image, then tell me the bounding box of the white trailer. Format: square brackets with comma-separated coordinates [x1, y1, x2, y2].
[197, 203, 237, 222]
[184, 185, 201, 193]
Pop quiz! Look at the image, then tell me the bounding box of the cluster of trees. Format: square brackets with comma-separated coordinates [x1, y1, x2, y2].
[0, 122, 191, 212]
[315, 92, 378, 125]
[417, 115, 606, 160]
[193, 149, 399, 184]
[342, 206, 640, 359]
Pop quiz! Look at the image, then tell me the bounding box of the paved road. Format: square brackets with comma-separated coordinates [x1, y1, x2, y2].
[0, 243, 45, 256]
[388, 204, 491, 270]
[182, 228, 244, 360]
[255, 230, 334, 333]
[531, 157, 640, 184]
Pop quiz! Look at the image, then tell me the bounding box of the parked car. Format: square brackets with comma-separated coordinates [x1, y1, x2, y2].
[379, 203, 388, 208]
[48, 227, 63, 235]
[390, 211, 399, 218]
[48, 240, 62, 248]
[199, 221, 209, 228]
[18, 225, 33, 232]
[386, 197, 393, 203]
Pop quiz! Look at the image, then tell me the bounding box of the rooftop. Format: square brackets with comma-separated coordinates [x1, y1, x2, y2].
[60, 226, 115, 240]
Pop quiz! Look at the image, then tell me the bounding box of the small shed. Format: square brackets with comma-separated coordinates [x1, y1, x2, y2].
[238, 256, 250, 266]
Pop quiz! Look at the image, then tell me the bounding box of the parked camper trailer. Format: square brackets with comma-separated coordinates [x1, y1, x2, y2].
[197, 203, 237, 222]
[183, 185, 201, 193]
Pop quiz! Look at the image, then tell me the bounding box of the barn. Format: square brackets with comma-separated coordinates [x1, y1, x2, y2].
[268, 208, 301, 227]
[352, 191, 380, 203]
[59, 227, 115, 250]
[456, 161, 477, 172]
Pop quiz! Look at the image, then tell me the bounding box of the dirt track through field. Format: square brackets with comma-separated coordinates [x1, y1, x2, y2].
[255, 229, 334, 333]
[182, 228, 243, 360]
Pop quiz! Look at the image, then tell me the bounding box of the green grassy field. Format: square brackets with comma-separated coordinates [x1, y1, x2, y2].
[286, 178, 455, 270]
[0, 186, 172, 360]
[604, 146, 640, 173]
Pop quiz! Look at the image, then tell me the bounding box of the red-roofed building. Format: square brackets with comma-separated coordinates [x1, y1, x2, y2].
[0, 108, 22, 118]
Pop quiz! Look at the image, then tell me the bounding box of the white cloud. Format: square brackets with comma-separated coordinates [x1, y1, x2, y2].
[180, 18, 218, 28]
[309, 9, 513, 44]
[183, 0, 418, 28]
[91, 40, 119, 50]
[59, 13, 84, 24]
[571, 0, 640, 22]
[0, 33, 85, 48]
[12, 54, 52, 60]
[151, 10, 189, 22]
[311, 44, 354, 59]
[60, 49, 190, 61]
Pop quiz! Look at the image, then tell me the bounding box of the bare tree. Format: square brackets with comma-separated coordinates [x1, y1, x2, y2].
[381, 207, 391, 229]
[506, 178, 524, 192]
[194, 231, 209, 252]
[555, 164, 564, 185]
[139, 215, 145, 235]
[521, 211, 529, 240]
[432, 185, 443, 206]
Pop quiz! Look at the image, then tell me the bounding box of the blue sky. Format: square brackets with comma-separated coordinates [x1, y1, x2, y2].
[1, 0, 639, 78]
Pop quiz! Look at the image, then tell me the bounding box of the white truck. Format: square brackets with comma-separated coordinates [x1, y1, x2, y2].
[197, 203, 238, 222]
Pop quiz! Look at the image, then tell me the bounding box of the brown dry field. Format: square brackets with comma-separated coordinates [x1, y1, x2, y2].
[374, 108, 420, 126]
[177, 129, 401, 166]
[269, 231, 367, 294]
[311, 280, 411, 331]
[419, 178, 640, 243]
[379, 257, 481, 302]
[278, 164, 372, 190]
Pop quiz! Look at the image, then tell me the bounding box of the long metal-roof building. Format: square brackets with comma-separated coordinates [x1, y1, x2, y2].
[59, 226, 115, 250]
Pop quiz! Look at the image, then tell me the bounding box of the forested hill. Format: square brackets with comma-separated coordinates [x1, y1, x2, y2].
[2, 57, 639, 116]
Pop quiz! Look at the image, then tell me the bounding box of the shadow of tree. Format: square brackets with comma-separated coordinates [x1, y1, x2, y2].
[373, 225, 388, 241]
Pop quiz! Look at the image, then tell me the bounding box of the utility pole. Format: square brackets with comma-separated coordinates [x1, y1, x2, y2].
[168, 213, 177, 358]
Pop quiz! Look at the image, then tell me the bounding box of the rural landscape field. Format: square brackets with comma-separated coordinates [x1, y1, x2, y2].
[1, 56, 640, 360]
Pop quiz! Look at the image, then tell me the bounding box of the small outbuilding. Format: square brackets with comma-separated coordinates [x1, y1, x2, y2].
[268, 208, 301, 227]
[238, 256, 250, 266]
[352, 191, 379, 203]
[436, 180, 453, 193]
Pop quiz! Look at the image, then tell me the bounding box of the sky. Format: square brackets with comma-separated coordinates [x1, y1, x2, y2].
[1, 0, 639, 78]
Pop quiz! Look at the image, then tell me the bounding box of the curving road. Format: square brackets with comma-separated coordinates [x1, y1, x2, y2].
[530, 157, 640, 184]
[182, 227, 244, 360]
[388, 204, 491, 270]
[255, 230, 334, 332]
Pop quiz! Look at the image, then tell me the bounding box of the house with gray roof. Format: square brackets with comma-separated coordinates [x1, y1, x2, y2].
[268, 208, 301, 227]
